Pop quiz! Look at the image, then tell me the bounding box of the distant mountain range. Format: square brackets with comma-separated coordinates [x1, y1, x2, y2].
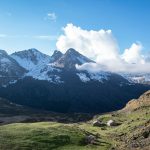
[121, 73, 150, 85]
[0, 48, 150, 113]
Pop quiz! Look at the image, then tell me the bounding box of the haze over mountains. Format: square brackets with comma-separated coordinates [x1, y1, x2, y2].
[0, 48, 150, 113]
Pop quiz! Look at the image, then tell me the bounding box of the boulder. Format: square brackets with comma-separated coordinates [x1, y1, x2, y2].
[85, 135, 96, 144]
[107, 120, 120, 126]
[93, 120, 106, 127]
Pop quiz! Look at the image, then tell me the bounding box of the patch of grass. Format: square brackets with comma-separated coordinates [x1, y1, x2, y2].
[0, 122, 111, 150]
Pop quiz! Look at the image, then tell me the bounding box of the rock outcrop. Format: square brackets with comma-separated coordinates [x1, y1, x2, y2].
[123, 90, 150, 112]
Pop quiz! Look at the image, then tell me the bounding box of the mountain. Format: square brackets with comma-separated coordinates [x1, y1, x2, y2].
[51, 50, 63, 62]
[51, 48, 94, 69]
[0, 50, 26, 87]
[11, 48, 52, 71]
[23, 48, 104, 83]
[0, 48, 150, 113]
[11, 48, 95, 83]
[120, 73, 150, 85]
[11, 48, 62, 83]
[0, 72, 149, 113]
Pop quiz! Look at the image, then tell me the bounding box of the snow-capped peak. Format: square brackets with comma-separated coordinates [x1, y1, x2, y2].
[0, 49, 8, 56]
[11, 48, 51, 71]
[51, 50, 63, 62]
[52, 48, 94, 69]
[65, 48, 79, 55]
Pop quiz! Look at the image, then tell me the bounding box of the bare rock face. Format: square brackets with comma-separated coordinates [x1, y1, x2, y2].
[123, 90, 150, 112]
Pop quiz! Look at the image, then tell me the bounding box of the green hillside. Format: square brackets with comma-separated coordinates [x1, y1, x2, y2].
[0, 91, 149, 150]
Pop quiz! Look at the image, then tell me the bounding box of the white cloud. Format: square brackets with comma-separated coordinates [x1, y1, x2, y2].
[45, 13, 57, 21]
[56, 23, 150, 73]
[122, 43, 145, 64]
[33, 35, 57, 41]
[0, 34, 29, 38]
[56, 23, 120, 62]
[76, 63, 106, 73]
[76, 60, 150, 73]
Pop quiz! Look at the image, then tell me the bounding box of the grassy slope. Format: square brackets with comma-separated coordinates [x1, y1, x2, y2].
[79, 106, 150, 149]
[0, 98, 149, 150]
[0, 106, 149, 150]
[0, 122, 111, 150]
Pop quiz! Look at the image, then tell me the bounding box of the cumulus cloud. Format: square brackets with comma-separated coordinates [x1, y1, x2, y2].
[56, 23, 119, 62]
[56, 23, 150, 73]
[122, 43, 145, 64]
[76, 61, 150, 73]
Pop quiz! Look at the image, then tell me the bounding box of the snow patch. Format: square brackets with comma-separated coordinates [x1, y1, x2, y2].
[77, 73, 90, 82]
[11, 49, 52, 71]
[1, 58, 11, 63]
[77, 72, 110, 83]
[89, 72, 110, 83]
[11, 55, 36, 70]
[26, 63, 63, 84]
[120, 73, 150, 84]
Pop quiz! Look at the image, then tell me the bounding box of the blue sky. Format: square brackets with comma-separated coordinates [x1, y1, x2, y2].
[0, 0, 150, 55]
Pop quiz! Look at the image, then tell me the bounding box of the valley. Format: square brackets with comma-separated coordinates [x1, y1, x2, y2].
[0, 91, 149, 150]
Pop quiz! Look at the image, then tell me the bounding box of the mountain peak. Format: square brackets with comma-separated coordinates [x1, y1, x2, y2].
[51, 50, 63, 62]
[27, 48, 39, 53]
[11, 48, 51, 71]
[0, 50, 8, 56]
[53, 48, 94, 69]
[65, 48, 81, 57]
[12, 48, 41, 56]
[66, 48, 77, 53]
[53, 50, 62, 54]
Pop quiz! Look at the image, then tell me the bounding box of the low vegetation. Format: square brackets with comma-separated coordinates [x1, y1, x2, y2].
[0, 91, 149, 150]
